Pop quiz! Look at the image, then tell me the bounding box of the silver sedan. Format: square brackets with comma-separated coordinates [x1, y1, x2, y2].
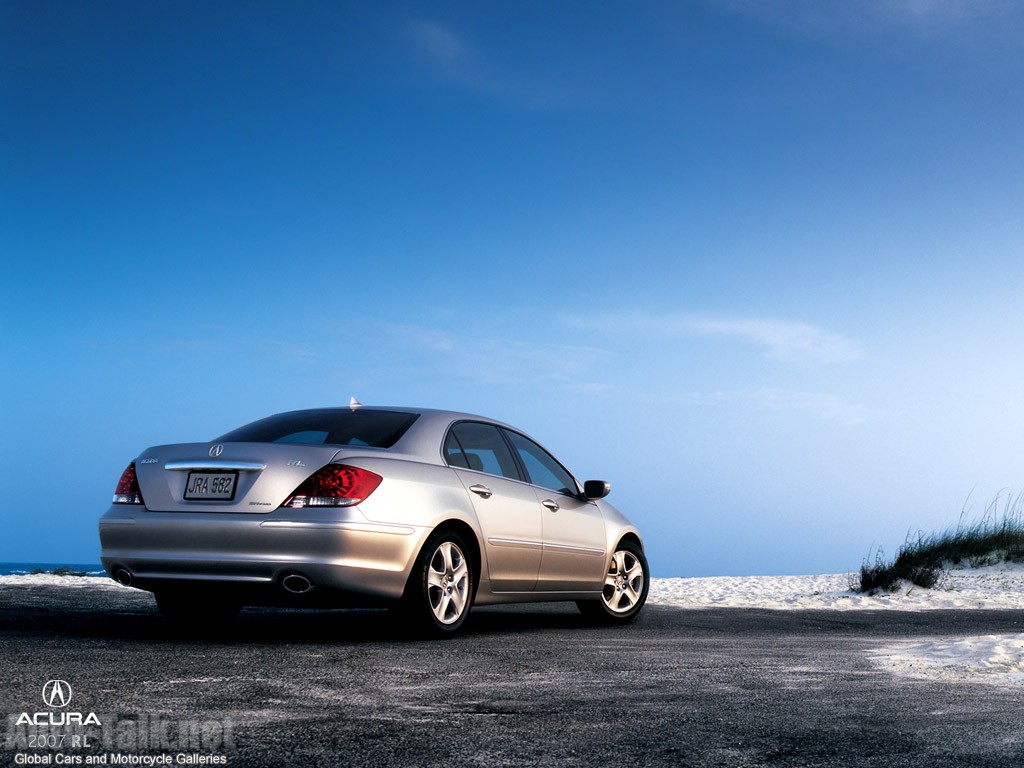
[99, 405, 649, 634]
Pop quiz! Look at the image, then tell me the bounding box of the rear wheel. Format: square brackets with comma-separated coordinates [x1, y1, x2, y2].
[400, 530, 475, 636]
[577, 541, 649, 623]
[154, 591, 241, 630]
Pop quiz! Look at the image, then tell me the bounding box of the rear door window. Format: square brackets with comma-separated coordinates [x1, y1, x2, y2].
[445, 422, 523, 481]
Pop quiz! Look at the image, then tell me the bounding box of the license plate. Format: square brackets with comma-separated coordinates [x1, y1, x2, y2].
[184, 472, 237, 501]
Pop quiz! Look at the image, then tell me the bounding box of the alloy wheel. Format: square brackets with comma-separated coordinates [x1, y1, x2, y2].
[426, 540, 470, 625]
[602, 548, 645, 614]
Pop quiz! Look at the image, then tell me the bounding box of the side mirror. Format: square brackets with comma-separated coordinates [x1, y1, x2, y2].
[583, 480, 611, 500]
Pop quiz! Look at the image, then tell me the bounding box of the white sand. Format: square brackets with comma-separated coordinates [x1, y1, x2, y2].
[5, 561, 1024, 606]
[868, 633, 1024, 687]
[0, 573, 130, 588]
[6, 562, 1024, 686]
[647, 561, 1024, 687]
[648, 561, 1024, 611]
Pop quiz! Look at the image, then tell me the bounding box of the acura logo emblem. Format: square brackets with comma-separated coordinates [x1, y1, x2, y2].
[209, 444, 224, 458]
[42, 680, 72, 708]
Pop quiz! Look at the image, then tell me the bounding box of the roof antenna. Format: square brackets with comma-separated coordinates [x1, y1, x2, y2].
[349, 396, 363, 411]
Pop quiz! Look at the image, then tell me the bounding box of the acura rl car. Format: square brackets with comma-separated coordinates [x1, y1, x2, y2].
[99, 404, 648, 634]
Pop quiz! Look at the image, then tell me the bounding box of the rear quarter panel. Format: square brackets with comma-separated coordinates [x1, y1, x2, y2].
[341, 455, 483, 543]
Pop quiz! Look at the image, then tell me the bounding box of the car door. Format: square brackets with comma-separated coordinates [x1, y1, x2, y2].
[502, 430, 607, 592]
[444, 422, 543, 592]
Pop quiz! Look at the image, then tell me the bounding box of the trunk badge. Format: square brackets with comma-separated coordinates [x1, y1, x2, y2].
[209, 444, 224, 458]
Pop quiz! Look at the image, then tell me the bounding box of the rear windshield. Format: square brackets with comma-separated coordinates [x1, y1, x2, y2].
[216, 409, 419, 448]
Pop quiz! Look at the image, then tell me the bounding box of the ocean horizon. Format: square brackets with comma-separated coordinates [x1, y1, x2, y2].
[0, 562, 105, 576]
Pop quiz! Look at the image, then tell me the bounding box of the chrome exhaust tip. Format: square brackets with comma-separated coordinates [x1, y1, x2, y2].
[114, 568, 134, 587]
[281, 574, 313, 594]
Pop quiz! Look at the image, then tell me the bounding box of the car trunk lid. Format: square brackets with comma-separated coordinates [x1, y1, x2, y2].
[135, 442, 347, 513]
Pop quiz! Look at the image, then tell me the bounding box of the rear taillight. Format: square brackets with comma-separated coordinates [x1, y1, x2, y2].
[283, 465, 382, 508]
[113, 462, 144, 505]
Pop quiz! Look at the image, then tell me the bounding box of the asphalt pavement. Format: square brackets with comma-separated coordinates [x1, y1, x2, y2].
[2, 584, 1023, 767]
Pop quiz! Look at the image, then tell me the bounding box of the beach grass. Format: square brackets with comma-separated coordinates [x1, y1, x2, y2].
[857, 490, 1024, 593]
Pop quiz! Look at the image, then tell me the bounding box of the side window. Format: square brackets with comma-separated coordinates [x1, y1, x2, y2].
[445, 422, 522, 481]
[505, 431, 578, 496]
[443, 431, 471, 469]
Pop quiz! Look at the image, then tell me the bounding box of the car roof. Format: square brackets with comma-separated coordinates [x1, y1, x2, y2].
[288, 404, 515, 425]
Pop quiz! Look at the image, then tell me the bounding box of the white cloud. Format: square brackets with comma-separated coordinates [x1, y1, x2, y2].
[108, 337, 319, 363]
[409, 21, 474, 66]
[709, 0, 1020, 39]
[565, 313, 864, 365]
[385, 323, 611, 389]
[674, 388, 872, 426]
[385, 323, 457, 354]
[405, 20, 573, 108]
[690, 318, 864, 364]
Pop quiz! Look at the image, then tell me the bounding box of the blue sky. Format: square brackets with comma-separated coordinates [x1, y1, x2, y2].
[3, 1, 1024, 576]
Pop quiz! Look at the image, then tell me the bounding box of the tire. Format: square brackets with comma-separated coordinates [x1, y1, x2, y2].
[577, 540, 649, 623]
[154, 591, 241, 631]
[400, 529, 475, 636]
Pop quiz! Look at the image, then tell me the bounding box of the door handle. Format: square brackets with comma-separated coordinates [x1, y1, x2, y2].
[541, 499, 560, 512]
[469, 484, 493, 499]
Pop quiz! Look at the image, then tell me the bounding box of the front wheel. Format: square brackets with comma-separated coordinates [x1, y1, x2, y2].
[577, 541, 649, 623]
[400, 530, 475, 636]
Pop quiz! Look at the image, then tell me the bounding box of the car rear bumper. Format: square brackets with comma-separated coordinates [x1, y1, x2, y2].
[99, 505, 428, 603]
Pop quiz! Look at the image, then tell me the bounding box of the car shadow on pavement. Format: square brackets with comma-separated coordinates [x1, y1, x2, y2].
[0, 588, 632, 645]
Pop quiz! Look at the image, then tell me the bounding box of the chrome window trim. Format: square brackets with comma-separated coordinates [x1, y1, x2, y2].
[441, 420, 584, 498]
